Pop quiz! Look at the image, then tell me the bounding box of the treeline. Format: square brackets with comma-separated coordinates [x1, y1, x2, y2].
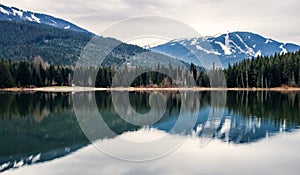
[225, 50, 300, 88]
[84, 50, 300, 88]
[73, 63, 211, 88]
[0, 58, 208, 88]
[0, 58, 73, 88]
[1, 51, 300, 88]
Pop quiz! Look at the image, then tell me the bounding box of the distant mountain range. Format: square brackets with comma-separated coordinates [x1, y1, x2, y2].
[0, 4, 88, 33]
[0, 4, 148, 66]
[0, 4, 183, 67]
[1, 3, 300, 68]
[151, 32, 300, 67]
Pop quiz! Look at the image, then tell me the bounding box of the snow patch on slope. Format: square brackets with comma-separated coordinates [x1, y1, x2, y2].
[215, 41, 232, 55]
[12, 8, 23, 17]
[0, 162, 9, 171]
[265, 39, 273, 44]
[25, 16, 33, 21]
[50, 20, 57, 24]
[0, 7, 9, 15]
[31, 14, 40, 23]
[64, 25, 70, 29]
[190, 38, 198, 46]
[32, 153, 41, 163]
[230, 41, 250, 55]
[0, 4, 88, 33]
[195, 45, 221, 55]
[235, 34, 255, 55]
[225, 33, 231, 50]
[255, 50, 262, 57]
[280, 44, 288, 54]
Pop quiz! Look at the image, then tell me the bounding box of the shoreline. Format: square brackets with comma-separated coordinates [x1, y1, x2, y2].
[1, 86, 300, 92]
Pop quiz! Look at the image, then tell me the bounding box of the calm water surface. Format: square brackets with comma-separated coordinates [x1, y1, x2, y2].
[1, 91, 300, 174]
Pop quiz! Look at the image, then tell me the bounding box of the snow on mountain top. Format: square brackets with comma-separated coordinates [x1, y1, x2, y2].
[190, 38, 198, 46]
[265, 39, 273, 44]
[0, 6, 9, 15]
[11, 8, 23, 17]
[0, 4, 89, 33]
[151, 31, 300, 67]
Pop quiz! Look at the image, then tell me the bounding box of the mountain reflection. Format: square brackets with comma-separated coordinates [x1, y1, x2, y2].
[0, 91, 299, 172]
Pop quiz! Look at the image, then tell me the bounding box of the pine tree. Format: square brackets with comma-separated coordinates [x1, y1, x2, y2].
[17, 61, 31, 86]
[289, 72, 296, 87]
[0, 62, 14, 88]
[39, 64, 46, 86]
[48, 65, 56, 85]
[32, 66, 42, 87]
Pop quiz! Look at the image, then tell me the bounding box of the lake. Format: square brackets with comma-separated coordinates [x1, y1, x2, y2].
[1, 91, 300, 175]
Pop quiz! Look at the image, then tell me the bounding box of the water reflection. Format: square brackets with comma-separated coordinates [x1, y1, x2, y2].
[0, 92, 88, 172]
[222, 91, 300, 143]
[0, 91, 300, 171]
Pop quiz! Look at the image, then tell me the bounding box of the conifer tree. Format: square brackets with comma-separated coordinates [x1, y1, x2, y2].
[0, 62, 14, 88]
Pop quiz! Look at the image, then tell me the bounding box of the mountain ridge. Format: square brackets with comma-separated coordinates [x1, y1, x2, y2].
[0, 4, 89, 33]
[0, 4, 185, 68]
[1, 3, 300, 68]
[151, 31, 300, 67]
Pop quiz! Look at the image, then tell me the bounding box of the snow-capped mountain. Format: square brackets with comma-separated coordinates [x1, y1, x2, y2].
[0, 4, 88, 33]
[151, 32, 300, 67]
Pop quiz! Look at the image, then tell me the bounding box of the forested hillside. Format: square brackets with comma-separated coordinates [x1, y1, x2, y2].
[0, 20, 91, 65]
[0, 20, 145, 66]
[0, 19, 299, 89]
[225, 50, 300, 88]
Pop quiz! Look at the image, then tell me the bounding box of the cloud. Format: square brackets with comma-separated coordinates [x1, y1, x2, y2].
[1, 0, 299, 44]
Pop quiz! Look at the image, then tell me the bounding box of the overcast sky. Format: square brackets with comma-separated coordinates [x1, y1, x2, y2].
[1, 0, 300, 45]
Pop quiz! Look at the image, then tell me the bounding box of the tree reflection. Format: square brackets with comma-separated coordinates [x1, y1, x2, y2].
[0, 91, 299, 172]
